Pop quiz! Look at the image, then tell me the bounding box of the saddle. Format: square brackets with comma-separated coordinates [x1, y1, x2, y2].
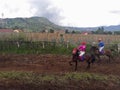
[78, 54, 85, 61]
[99, 50, 105, 55]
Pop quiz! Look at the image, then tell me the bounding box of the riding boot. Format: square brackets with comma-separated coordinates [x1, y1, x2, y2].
[81, 56, 84, 61]
[100, 51, 104, 54]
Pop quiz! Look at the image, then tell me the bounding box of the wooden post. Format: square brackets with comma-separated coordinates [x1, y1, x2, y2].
[42, 41, 45, 48]
[118, 43, 120, 53]
[67, 40, 69, 48]
[16, 41, 20, 48]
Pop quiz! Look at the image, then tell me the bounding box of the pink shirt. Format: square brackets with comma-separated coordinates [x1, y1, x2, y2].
[77, 45, 86, 51]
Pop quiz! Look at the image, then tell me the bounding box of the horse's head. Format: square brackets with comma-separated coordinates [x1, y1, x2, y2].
[72, 48, 79, 61]
[72, 48, 78, 55]
[90, 46, 99, 54]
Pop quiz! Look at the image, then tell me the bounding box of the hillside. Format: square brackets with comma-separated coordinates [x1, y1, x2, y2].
[0, 17, 120, 32]
[65, 25, 120, 31]
[0, 17, 64, 32]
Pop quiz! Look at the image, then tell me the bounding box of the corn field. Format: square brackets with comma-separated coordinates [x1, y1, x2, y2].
[0, 32, 120, 43]
[25, 33, 120, 45]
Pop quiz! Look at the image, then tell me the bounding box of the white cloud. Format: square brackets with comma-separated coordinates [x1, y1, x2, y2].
[50, 0, 120, 27]
[0, 0, 32, 18]
[0, 0, 120, 27]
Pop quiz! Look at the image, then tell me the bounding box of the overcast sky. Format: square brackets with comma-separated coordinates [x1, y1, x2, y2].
[0, 0, 120, 27]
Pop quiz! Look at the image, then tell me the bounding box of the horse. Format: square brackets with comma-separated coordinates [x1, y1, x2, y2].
[69, 48, 95, 71]
[90, 46, 114, 63]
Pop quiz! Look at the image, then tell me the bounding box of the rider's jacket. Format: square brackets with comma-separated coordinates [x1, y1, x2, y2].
[98, 41, 104, 47]
[78, 45, 86, 51]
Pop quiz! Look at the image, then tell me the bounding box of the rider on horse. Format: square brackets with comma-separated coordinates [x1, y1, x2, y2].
[77, 42, 86, 61]
[98, 38, 105, 54]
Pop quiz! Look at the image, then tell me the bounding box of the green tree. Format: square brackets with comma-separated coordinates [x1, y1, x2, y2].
[65, 29, 69, 33]
[50, 29, 54, 33]
[71, 30, 76, 34]
[96, 27, 104, 34]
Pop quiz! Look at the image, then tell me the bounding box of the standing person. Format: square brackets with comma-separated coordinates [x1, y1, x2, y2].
[98, 38, 104, 54]
[77, 42, 86, 61]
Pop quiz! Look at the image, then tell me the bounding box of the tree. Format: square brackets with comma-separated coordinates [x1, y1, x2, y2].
[41, 30, 45, 33]
[65, 29, 69, 33]
[49, 29, 54, 33]
[71, 30, 76, 34]
[96, 27, 104, 34]
[13, 26, 19, 30]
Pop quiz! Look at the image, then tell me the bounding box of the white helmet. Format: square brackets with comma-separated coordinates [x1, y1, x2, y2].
[92, 42, 96, 46]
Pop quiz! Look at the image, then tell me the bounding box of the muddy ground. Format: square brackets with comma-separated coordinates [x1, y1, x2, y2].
[0, 54, 120, 90]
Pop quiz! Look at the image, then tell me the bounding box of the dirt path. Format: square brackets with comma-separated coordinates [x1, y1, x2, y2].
[0, 54, 120, 76]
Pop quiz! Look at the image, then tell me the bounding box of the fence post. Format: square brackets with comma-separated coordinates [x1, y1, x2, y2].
[16, 41, 20, 48]
[67, 40, 69, 48]
[118, 43, 120, 53]
[42, 41, 45, 48]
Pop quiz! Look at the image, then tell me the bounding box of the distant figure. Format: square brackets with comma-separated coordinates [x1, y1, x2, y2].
[13, 30, 20, 33]
[98, 38, 105, 54]
[90, 42, 97, 54]
[77, 42, 86, 61]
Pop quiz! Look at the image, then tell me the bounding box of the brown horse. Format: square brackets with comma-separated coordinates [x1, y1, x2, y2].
[69, 48, 95, 71]
[90, 46, 113, 63]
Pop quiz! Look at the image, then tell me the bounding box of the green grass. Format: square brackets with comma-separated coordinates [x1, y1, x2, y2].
[0, 41, 76, 55]
[0, 41, 118, 57]
[0, 71, 120, 85]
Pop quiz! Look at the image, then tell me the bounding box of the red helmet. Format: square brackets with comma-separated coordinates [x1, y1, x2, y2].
[81, 42, 86, 45]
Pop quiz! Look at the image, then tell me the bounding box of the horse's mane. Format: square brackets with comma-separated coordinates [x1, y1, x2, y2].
[90, 46, 98, 52]
[91, 46, 98, 50]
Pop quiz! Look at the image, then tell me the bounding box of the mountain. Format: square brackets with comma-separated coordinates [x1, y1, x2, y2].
[104, 25, 120, 31]
[0, 17, 120, 32]
[0, 17, 64, 32]
[64, 25, 120, 31]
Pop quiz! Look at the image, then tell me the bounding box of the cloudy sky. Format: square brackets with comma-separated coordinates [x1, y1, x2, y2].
[0, 0, 120, 27]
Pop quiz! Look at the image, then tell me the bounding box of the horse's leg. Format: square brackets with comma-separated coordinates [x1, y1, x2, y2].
[86, 60, 91, 69]
[97, 54, 101, 63]
[69, 55, 74, 66]
[87, 62, 90, 69]
[91, 54, 96, 64]
[75, 60, 78, 71]
[69, 61, 73, 66]
[109, 54, 115, 63]
[106, 55, 111, 63]
[108, 56, 111, 63]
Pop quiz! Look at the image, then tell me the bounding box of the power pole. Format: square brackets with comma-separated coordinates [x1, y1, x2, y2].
[1, 13, 7, 28]
[0, 13, 4, 28]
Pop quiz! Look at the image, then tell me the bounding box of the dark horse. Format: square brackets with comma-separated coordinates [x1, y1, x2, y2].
[69, 48, 95, 71]
[90, 46, 113, 63]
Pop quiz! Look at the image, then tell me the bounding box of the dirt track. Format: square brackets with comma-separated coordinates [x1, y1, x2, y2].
[0, 54, 120, 90]
[0, 54, 120, 75]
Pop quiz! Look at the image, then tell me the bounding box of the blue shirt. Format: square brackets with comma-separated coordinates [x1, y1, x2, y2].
[98, 41, 104, 47]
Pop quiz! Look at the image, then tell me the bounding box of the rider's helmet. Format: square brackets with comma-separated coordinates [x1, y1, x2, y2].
[92, 42, 96, 46]
[81, 42, 86, 45]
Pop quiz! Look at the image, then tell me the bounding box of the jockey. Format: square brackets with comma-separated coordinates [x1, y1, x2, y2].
[77, 42, 86, 61]
[98, 38, 104, 54]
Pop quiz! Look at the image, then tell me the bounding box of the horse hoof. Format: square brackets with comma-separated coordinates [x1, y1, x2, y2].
[87, 67, 90, 69]
[69, 62, 72, 66]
